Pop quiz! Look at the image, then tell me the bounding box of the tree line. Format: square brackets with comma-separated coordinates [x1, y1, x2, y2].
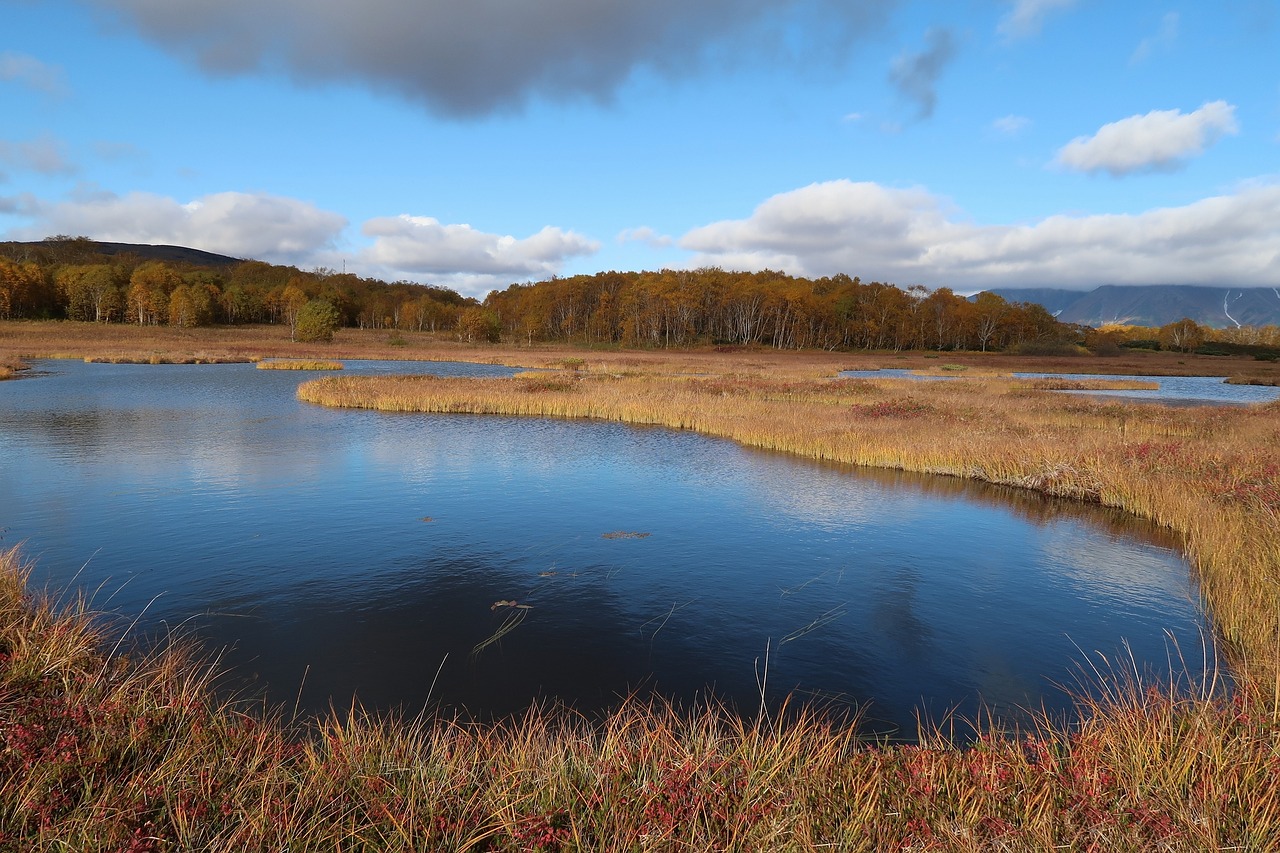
[0, 238, 473, 335]
[7, 238, 1276, 354]
[481, 269, 1069, 351]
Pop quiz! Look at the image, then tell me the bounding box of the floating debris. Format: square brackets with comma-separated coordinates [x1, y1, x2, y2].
[491, 600, 533, 611]
[601, 531, 651, 540]
[472, 607, 530, 660]
[639, 599, 697, 641]
[420, 516, 434, 523]
[780, 568, 845, 597]
[781, 603, 849, 644]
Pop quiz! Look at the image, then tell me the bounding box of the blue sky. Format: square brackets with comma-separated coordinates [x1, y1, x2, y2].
[2, 0, 1277, 298]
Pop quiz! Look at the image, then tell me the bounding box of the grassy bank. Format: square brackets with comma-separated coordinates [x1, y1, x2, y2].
[3, 545, 1278, 850]
[297, 372, 1280, 692]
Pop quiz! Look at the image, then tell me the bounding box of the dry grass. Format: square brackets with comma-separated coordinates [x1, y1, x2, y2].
[0, 355, 29, 380]
[256, 359, 344, 371]
[1225, 374, 1280, 387]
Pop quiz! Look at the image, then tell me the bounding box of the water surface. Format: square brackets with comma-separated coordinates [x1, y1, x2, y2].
[0, 359, 1208, 737]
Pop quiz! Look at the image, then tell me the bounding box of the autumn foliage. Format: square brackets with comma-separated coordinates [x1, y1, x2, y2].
[484, 269, 1067, 351]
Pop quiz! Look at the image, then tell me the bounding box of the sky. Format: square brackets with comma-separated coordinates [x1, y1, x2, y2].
[2, 0, 1278, 298]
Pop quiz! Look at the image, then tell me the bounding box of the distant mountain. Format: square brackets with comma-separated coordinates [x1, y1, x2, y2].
[985, 285, 1280, 329]
[0, 239, 243, 267]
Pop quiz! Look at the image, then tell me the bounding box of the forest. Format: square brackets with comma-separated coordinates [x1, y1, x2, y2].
[482, 269, 1067, 351]
[0, 237, 471, 337]
[4, 237, 1277, 354]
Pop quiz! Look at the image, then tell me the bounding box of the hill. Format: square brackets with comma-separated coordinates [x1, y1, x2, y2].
[0, 238, 243, 267]
[986, 285, 1280, 329]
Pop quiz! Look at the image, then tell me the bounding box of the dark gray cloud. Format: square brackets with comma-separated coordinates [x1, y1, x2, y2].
[887, 27, 956, 119]
[86, 0, 896, 116]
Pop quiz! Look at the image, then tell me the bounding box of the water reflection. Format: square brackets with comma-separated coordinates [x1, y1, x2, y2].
[0, 359, 1207, 738]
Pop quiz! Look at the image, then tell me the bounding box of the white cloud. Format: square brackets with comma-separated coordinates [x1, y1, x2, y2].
[361, 214, 599, 296]
[0, 51, 68, 96]
[998, 0, 1077, 40]
[1130, 12, 1179, 64]
[1, 187, 599, 296]
[2, 190, 346, 264]
[1055, 101, 1239, 176]
[992, 114, 1031, 135]
[0, 134, 77, 176]
[679, 178, 1280, 289]
[617, 226, 673, 248]
[0, 193, 40, 216]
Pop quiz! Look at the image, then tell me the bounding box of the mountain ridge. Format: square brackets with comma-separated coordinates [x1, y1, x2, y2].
[0, 239, 244, 268]
[983, 285, 1280, 329]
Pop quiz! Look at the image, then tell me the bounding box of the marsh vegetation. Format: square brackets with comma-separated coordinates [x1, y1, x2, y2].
[3, 324, 1279, 849]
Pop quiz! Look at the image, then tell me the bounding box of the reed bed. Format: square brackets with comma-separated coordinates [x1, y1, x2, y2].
[1225, 374, 1279, 387]
[0, 359, 23, 380]
[256, 359, 344, 371]
[3, 544, 1279, 850]
[1017, 378, 1161, 392]
[298, 372, 1280, 693]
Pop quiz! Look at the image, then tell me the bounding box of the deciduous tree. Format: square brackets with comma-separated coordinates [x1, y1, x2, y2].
[294, 299, 341, 342]
[1159, 318, 1206, 352]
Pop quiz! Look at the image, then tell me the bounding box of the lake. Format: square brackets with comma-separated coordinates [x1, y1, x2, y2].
[0, 359, 1209, 738]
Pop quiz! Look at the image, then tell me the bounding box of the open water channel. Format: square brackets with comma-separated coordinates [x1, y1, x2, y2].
[0, 359, 1210, 738]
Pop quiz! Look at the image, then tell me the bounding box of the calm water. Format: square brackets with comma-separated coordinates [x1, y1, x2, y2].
[841, 367, 1280, 405]
[1, 360, 1208, 737]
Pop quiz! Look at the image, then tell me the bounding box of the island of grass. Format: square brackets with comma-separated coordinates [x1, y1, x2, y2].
[256, 358, 345, 370]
